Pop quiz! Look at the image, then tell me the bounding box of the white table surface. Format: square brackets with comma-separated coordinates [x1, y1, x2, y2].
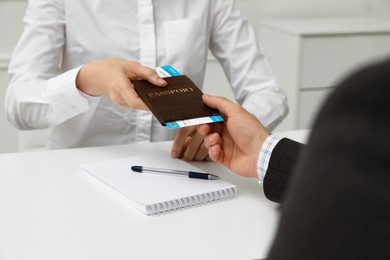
[0, 130, 308, 260]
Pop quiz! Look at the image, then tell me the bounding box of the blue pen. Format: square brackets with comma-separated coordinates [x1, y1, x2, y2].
[131, 165, 219, 180]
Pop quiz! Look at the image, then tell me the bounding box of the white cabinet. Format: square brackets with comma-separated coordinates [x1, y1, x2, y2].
[259, 17, 390, 130]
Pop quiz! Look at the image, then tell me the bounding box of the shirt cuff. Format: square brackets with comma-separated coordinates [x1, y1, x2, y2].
[257, 135, 280, 185]
[46, 66, 100, 122]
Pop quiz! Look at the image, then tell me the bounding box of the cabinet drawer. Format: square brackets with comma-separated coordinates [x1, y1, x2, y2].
[300, 34, 390, 89]
[298, 88, 334, 129]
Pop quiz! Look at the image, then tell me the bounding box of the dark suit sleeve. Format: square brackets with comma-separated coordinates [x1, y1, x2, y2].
[263, 138, 305, 203]
[267, 59, 390, 259]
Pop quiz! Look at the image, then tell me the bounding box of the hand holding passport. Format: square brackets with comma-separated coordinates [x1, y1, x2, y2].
[133, 73, 224, 129]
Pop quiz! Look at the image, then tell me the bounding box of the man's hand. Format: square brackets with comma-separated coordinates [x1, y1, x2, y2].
[200, 94, 270, 178]
[76, 58, 167, 110]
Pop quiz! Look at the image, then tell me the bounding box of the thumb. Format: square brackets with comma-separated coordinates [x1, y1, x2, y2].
[129, 62, 167, 87]
[202, 94, 237, 117]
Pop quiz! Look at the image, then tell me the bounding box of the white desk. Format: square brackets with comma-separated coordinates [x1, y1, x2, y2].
[0, 131, 308, 260]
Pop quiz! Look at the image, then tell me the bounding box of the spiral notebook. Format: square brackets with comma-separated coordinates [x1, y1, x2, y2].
[81, 152, 238, 215]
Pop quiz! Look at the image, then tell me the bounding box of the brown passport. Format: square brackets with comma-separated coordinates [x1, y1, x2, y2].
[133, 75, 221, 127]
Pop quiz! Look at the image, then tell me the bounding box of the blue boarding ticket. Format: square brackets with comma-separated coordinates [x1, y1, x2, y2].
[154, 65, 224, 129]
[155, 65, 181, 78]
[165, 115, 224, 129]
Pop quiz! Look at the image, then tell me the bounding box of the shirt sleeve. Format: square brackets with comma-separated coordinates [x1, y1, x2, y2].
[209, 0, 288, 130]
[257, 135, 281, 185]
[5, 0, 96, 130]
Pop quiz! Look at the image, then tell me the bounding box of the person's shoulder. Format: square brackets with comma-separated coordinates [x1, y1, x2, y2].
[361, 57, 390, 75]
[323, 57, 390, 107]
[343, 57, 390, 91]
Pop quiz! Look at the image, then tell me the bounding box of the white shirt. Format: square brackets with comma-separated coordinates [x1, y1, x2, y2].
[6, 0, 288, 149]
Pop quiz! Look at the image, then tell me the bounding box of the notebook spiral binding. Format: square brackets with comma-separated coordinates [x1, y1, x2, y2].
[147, 187, 238, 215]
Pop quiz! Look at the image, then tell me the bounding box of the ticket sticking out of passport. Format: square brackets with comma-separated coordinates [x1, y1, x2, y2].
[133, 65, 224, 129]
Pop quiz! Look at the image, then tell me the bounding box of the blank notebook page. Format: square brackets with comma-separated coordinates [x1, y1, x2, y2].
[81, 151, 238, 215]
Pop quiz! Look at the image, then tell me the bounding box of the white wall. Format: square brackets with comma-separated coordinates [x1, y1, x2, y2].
[0, 1, 27, 153]
[0, 1, 26, 52]
[0, 0, 389, 153]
